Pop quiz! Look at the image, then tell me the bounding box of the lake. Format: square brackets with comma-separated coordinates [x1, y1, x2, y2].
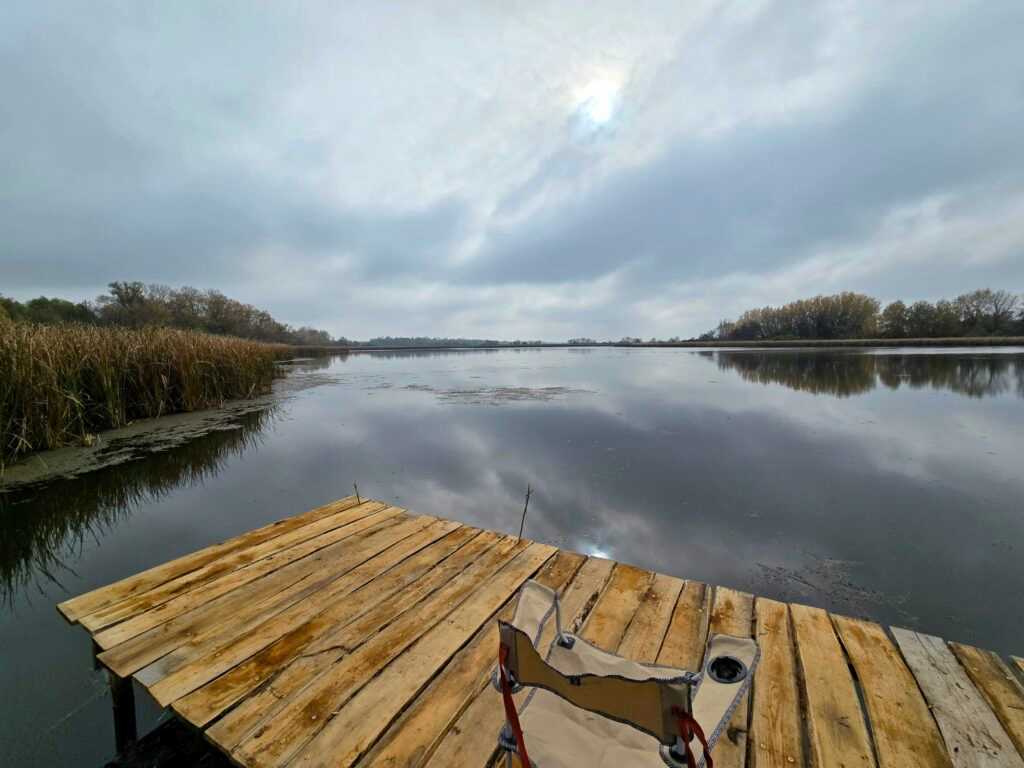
[2, 346, 1023, 766]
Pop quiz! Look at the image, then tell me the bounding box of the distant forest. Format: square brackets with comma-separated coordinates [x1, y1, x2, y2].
[706, 289, 1023, 341]
[360, 336, 543, 347]
[0, 282, 336, 346]
[0, 284, 547, 348]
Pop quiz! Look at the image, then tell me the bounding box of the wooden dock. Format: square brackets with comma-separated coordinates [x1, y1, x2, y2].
[58, 496, 1024, 767]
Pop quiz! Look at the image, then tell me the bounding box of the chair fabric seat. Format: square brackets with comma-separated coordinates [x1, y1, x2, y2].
[518, 688, 669, 767]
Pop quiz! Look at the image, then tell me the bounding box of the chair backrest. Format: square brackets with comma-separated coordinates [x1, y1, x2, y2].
[498, 580, 698, 746]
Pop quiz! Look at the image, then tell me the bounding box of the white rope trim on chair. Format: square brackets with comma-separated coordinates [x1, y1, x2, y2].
[694, 643, 761, 768]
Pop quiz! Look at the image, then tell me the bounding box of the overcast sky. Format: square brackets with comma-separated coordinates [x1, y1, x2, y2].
[3, 2, 1023, 340]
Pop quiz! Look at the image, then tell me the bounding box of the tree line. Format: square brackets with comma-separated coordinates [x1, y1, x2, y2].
[0, 282, 337, 346]
[707, 289, 1023, 341]
[359, 336, 543, 348]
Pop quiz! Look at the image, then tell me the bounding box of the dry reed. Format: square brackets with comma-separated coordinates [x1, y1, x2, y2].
[0, 319, 288, 467]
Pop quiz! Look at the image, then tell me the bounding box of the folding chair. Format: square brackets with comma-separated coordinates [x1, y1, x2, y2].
[493, 580, 759, 767]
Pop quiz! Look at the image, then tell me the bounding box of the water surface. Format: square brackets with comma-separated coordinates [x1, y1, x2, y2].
[3, 347, 1022, 766]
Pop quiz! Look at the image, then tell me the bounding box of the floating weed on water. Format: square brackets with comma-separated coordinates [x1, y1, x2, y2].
[400, 384, 593, 405]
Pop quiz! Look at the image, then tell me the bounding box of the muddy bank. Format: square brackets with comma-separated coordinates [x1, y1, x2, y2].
[1, 365, 338, 493]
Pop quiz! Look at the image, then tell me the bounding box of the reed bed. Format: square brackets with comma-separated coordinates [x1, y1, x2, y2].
[0, 320, 288, 467]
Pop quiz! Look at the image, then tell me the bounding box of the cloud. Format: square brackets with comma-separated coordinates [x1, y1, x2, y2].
[1, 1, 1022, 338]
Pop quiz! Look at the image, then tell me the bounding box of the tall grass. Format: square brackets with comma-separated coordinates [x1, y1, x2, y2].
[0, 319, 288, 467]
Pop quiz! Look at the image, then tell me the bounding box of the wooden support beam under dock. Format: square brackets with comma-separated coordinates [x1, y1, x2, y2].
[57, 496, 1024, 767]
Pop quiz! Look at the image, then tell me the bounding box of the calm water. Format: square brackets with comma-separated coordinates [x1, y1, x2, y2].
[2, 347, 1023, 766]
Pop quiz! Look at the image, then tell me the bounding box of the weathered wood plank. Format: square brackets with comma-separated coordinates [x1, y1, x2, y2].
[708, 586, 754, 768]
[1013, 658, 1024, 679]
[892, 629, 1023, 768]
[353, 550, 586, 768]
[172, 525, 484, 727]
[790, 604, 874, 768]
[656, 580, 709, 670]
[423, 556, 616, 768]
[579, 562, 652, 651]
[80, 501, 389, 632]
[950, 643, 1024, 759]
[617, 572, 684, 663]
[284, 543, 559, 768]
[750, 598, 804, 768]
[57, 496, 362, 623]
[98, 513, 423, 676]
[203, 530, 507, 751]
[136, 522, 459, 690]
[832, 615, 952, 768]
[227, 537, 539, 767]
[147, 519, 465, 706]
[93, 505, 400, 649]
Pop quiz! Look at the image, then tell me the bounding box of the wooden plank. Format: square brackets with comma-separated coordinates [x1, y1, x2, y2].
[354, 550, 586, 768]
[135, 519, 454, 690]
[136, 520, 461, 689]
[832, 615, 952, 768]
[203, 529, 506, 750]
[892, 629, 1023, 767]
[1013, 658, 1024, 679]
[92, 505, 400, 649]
[656, 580, 709, 670]
[283, 542, 559, 768]
[423, 556, 616, 768]
[226, 537, 538, 766]
[172, 525, 484, 726]
[790, 604, 874, 768]
[750, 598, 804, 768]
[80, 501, 388, 632]
[708, 586, 754, 768]
[98, 513, 424, 677]
[57, 496, 362, 623]
[950, 643, 1024, 758]
[146, 519, 465, 705]
[579, 562, 652, 651]
[617, 572, 684, 663]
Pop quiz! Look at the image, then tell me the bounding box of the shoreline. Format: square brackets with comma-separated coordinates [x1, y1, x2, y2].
[330, 337, 1024, 352]
[0, 365, 338, 493]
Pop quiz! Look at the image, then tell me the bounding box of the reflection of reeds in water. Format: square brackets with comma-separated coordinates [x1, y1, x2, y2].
[713, 352, 1024, 399]
[0, 407, 276, 606]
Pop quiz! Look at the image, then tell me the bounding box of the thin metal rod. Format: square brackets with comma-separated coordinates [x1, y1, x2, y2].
[354, 482, 360, 505]
[518, 484, 532, 540]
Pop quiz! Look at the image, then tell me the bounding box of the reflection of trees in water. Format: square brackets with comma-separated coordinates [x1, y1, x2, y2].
[874, 355, 1018, 398]
[712, 352, 1023, 399]
[0, 407, 276, 605]
[714, 352, 876, 397]
[282, 356, 334, 371]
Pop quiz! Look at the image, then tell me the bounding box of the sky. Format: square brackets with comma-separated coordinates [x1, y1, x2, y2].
[2, 1, 1023, 341]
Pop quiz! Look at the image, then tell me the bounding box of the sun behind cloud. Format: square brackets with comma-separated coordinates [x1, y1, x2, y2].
[576, 78, 621, 127]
